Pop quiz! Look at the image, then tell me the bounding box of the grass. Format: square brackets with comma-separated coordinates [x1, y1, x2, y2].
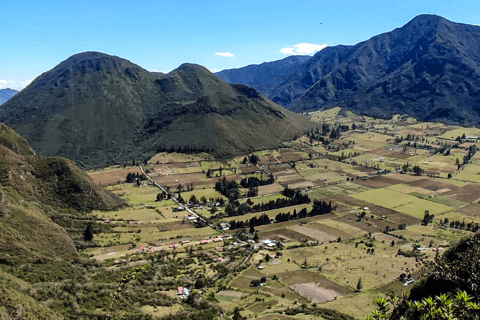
[393, 199, 454, 219]
[352, 189, 418, 209]
[455, 164, 480, 183]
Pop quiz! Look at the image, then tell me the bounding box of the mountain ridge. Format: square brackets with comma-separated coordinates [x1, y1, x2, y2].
[219, 15, 480, 126]
[0, 52, 314, 168]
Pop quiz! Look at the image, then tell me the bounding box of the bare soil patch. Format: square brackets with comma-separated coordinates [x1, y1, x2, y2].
[261, 228, 316, 242]
[332, 195, 371, 209]
[457, 202, 480, 216]
[277, 270, 353, 296]
[335, 215, 381, 233]
[288, 225, 337, 243]
[309, 222, 351, 239]
[258, 183, 284, 196]
[283, 178, 307, 185]
[352, 175, 403, 188]
[90, 167, 141, 186]
[371, 232, 407, 244]
[406, 179, 453, 192]
[290, 282, 343, 303]
[443, 184, 480, 202]
[288, 181, 316, 189]
[157, 221, 194, 231]
[102, 244, 131, 254]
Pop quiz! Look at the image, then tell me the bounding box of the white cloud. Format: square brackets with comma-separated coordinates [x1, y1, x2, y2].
[0, 79, 32, 90]
[280, 47, 296, 55]
[215, 52, 234, 57]
[280, 43, 328, 55]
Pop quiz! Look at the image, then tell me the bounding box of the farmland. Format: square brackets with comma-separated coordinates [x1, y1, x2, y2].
[83, 108, 480, 319]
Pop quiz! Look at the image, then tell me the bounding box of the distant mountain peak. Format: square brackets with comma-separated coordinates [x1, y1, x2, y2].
[0, 51, 314, 167]
[218, 15, 480, 126]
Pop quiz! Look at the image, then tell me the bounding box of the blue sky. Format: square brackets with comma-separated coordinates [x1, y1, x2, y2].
[2, 0, 480, 90]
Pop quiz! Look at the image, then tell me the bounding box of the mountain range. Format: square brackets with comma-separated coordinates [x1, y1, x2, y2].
[0, 52, 314, 168]
[0, 88, 18, 105]
[218, 15, 480, 126]
[216, 55, 310, 97]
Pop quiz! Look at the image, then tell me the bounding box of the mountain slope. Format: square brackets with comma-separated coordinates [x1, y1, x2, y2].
[0, 123, 125, 265]
[216, 55, 310, 96]
[269, 15, 480, 125]
[0, 52, 314, 167]
[0, 89, 18, 105]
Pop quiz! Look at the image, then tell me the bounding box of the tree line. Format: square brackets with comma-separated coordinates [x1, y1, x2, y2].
[228, 199, 333, 230]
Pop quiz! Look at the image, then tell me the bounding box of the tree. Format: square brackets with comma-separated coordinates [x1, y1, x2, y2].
[83, 222, 94, 241]
[189, 194, 198, 204]
[357, 277, 363, 292]
[232, 307, 246, 320]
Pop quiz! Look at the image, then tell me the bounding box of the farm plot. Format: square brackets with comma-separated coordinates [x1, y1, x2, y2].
[290, 282, 344, 303]
[88, 166, 141, 186]
[441, 184, 480, 202]
[455, 164, 480, 183]
[107, 184, 159, 206]
[94, 208, 163, 222]
[392, 198, 454, 219]
[457, 202, 480, 216]
[386, 183, 436, 196]
[352, 176, 403, 188]
[315, 219, 366, 238]
[352, 188, 419, 209]
[288, 225, 337, 243]
[260, 227, 317, 242]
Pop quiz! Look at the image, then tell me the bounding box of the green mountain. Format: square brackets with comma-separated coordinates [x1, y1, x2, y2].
[0, 123, 126, 318]
[0, 52, 314, 168]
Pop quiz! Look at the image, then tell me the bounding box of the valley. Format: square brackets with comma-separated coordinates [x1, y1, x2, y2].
[76, 108, 480, 319]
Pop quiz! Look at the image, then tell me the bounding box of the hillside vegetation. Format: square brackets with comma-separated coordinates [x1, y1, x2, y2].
[0, 53, 314, 168]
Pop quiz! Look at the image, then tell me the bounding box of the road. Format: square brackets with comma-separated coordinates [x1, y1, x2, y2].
[138, 165, 247, 244]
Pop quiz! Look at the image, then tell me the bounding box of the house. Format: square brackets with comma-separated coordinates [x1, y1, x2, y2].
[177, 287, 184, 295]
[212, 238, 222, 242]
[200, 240, 209, 245]
[139, 246, 146, 251]
[217, 257, 224, 262]
[215, 247, 223, 252]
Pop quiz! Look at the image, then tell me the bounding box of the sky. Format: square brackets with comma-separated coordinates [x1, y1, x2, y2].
[2, 0, 480, 90]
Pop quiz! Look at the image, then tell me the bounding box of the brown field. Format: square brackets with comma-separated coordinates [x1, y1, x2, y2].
[283, 178, 307, 186]
[443, 184, 480, 202]
[277, 270, 353, 296]
[406, 178, 455, 192]
[457, 202, 480, 216]
[332, 195, 371, 209]
[290, 282, 343, 303]
[288, 225, 337, 243]
[261, 228, 316, 242]
[335, 215, 381, 233]
[102, 244, 131, 254]
[89, 167, 141, 186]
[288, 181, 316, 189]
[352, 176, 403, 188]
[382, 211, 421, 226]
[371, 232, 407, 244]
[156, 221, 195, 231]
[257, 183, 284, 196]
[309, 222, 352, 239]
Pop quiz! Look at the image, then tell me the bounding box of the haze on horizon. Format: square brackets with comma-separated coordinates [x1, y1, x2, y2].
[2, 0, 480, 90]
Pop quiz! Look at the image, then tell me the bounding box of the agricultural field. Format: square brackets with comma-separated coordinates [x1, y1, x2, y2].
[83, 108, 480, 319]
